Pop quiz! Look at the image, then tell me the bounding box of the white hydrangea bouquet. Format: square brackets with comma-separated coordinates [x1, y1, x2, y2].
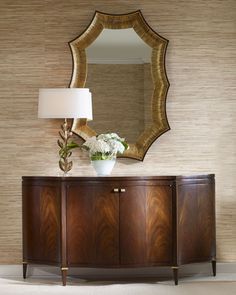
[82, 133, 129, 161]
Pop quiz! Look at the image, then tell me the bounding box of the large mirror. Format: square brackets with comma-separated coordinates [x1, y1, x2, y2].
[69, 10, 170, 160]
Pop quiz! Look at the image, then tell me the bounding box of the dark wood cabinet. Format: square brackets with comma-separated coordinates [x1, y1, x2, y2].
[22, 175, 216, 285]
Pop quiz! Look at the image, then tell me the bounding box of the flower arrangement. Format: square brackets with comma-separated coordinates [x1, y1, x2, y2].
[82, 133, 129, 161]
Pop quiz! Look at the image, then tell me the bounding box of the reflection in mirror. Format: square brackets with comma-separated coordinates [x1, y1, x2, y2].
[86, 28, 153, 143]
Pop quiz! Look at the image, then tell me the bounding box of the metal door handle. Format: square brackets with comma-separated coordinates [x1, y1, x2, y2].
[113, 188, 119, 193]
[120, 188, 126, 193]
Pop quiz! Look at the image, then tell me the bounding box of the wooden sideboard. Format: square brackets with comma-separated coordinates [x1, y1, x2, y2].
[22, 175, 216, 285]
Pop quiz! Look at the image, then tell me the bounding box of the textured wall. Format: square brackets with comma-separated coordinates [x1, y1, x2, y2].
[0, 0, 235, 263]
[87, 63, 152, 143]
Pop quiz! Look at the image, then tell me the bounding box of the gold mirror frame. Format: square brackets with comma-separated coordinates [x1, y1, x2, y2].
[69, 10, 170, 161]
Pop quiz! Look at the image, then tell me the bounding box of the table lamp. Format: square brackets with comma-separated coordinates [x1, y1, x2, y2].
[38, 88, 93, 175]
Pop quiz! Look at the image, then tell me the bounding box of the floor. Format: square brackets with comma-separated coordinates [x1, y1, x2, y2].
[0, 275, 236, 295]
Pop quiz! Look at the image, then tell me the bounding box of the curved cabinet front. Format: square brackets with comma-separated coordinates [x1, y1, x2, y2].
[22, 175, 216, 285]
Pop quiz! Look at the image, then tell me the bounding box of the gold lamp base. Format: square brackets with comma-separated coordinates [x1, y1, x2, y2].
[57, 119, 73, 176]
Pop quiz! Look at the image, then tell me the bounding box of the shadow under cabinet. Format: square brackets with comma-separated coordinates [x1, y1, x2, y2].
[22, 175, 216, 285]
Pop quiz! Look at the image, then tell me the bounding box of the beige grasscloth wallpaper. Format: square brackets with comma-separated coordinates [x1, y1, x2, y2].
[0, 0, 235, 264]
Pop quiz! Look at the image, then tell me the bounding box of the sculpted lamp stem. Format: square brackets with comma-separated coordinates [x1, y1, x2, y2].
[57, 118, 74, 174]
[38, 88, 93, 175]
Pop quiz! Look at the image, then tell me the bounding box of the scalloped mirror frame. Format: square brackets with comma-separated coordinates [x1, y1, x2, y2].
[69, 10, 170, 161]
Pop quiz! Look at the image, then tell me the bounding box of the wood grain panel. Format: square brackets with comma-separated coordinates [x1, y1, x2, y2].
[0, 0, 235, 263]
[39, 186, 60, 262]
[119, 185, 146, 265]
[23, 184, 60, 263]
[177, 182, 216, 264]
[22, 185, 41, 262]
[146, 185, 173, 264]
[67, 183, 119, 266]
[66, 185, 95, 265]
[94, 186, 119, 265]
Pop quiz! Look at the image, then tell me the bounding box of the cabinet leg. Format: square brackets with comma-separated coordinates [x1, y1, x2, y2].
[212, 259, 216, 276]
[172, 266, 179, 285]
[23, 262, 27, 279]
[61, 267, 68, 286]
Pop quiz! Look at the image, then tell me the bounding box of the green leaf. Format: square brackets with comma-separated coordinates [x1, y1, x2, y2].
[67, 141, 80, 150]
[81, 145, 89, 151]
[121, 141, 129, 150]
[59, 149, 64, 156]
[90, 152, 113, 161]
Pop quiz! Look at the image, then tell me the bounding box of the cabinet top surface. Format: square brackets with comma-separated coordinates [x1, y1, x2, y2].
[22, 174, 214, 182]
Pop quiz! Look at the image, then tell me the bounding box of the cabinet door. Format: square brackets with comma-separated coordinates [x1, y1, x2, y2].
[119, 185, 146, 265]
[66, 183, 119, 266]
[177, 181, 215, 264]
[22, 184, 61, 264]
[119, 183, 173, 266]
[146, 185, 173, 265]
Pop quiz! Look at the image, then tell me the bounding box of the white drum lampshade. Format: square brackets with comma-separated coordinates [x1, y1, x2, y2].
[38, 88, 93, 120]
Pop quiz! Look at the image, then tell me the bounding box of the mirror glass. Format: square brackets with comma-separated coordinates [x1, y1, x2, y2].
[85, 28, 153, 143]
